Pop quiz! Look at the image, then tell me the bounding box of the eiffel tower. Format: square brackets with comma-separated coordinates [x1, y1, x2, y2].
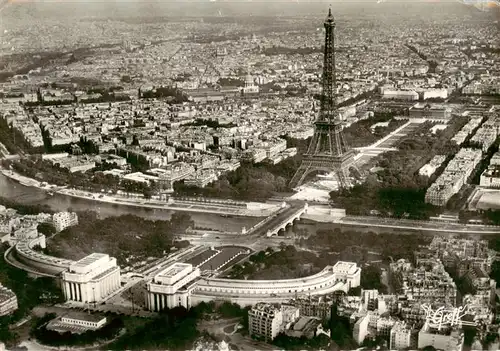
[290, 8, 356, 190]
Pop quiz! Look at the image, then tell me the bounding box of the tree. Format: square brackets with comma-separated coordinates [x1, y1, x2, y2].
[348, 286, 362, 296]
[217, 301, 247, 318]
[108, 307, 199, 350]
[169, 212, 194, 233]
[0, 196, 53, 215]
[49, 213, 193, 265]
[143, 189, 153, 199]
[37, 222, 56, 236]
[0, 323, 20, 348]
[361, 336, 387, 349]
[330, 116, 468, 219]
[329, 304, 355, 348]
[490, 261, 500, 283]
[217, 77, 244, 87]
[272, 333, 331, 350]
[0, 246, 63, 334]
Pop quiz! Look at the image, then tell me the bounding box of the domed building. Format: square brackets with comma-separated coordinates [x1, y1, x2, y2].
[242, 72, 259, 95]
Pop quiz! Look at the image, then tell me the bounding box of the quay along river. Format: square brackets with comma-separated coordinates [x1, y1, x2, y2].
[0, 173, 262, 233]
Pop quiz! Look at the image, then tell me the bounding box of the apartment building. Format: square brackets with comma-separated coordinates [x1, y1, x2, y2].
[390, 258, 457, 306]
[481, 165, 500, 188]
[248, 303, 283, 341]
[419, 155, 446, 177]
[390, 321, 414, 350]
[184, 170, 218, 188]
[451, 117, 482, 145]
[427, 237, 494, 282]
[381, 89, 419, 101]
[50, 156, 96, 173]
[353, 314, 370, 344]
[418, 324, 464, 351]
[52, 212, 79, 233]
[289, 296, 333, 321]
[425, 148, 481, 206]
[0, 284, 18, 316]
[429, 237, 490, 261]
[409, 103, 452, 120]
[470, 116, 498, 152]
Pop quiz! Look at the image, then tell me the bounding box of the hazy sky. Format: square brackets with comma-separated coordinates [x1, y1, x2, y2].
[1, 0, 495, 21]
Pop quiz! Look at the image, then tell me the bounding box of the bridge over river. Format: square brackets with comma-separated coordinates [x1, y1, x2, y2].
[247, 201, 307, 238]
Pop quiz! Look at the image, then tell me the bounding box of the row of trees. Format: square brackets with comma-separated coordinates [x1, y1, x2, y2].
[217, 77, 244, 87]
[459, 209, 500, 225]
[185, 118, 236, 129]
[4, 156, 156, 198]
[0, 196, 53, 215]
[302, 228, 431, 262]
[272, 333, 331, 350]
[79, 92, 130, 104]
[140, 87, 188, 103]
[227, 245, 325, 280]
[49, 212, 194, 264]
[174, 157, 300, 201]
[343, 113, 407, 148]
[108, 302, 250, 351]
[227, 242, 391, 295]
[331, 118, 469, 218]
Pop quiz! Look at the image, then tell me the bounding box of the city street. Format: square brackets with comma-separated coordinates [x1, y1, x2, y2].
[342, 215, 500, 235]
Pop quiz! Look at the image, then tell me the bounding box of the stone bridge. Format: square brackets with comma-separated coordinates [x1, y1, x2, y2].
[262, 202, 308, 237]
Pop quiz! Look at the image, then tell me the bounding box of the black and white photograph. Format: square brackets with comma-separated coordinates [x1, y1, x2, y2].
[0, 0, 499, 350]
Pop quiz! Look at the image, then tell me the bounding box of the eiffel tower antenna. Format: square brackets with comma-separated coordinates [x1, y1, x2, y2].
[289, 7, 357, 190]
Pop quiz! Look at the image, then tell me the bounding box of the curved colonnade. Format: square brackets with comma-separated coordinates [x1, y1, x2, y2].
[12, 236, 74, 276]
[191, 265, 353, 306]
[9, 235, 361, 311]
[146, 261, 361, 311]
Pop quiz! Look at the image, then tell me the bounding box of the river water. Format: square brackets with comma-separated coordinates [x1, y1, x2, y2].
[1, 174, 390, 248]
[0, 174, 263, 233]
[0, 173, 340, 237]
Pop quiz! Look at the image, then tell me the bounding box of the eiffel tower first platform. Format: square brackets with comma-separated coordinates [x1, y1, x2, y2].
[289, 8, 357, 190]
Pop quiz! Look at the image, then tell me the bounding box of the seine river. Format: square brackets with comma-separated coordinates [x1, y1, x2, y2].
[0, 174, 263, 233]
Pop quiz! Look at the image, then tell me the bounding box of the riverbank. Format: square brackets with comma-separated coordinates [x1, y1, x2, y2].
[6, 164, 500, 237]
[0, 168, 280, 217]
